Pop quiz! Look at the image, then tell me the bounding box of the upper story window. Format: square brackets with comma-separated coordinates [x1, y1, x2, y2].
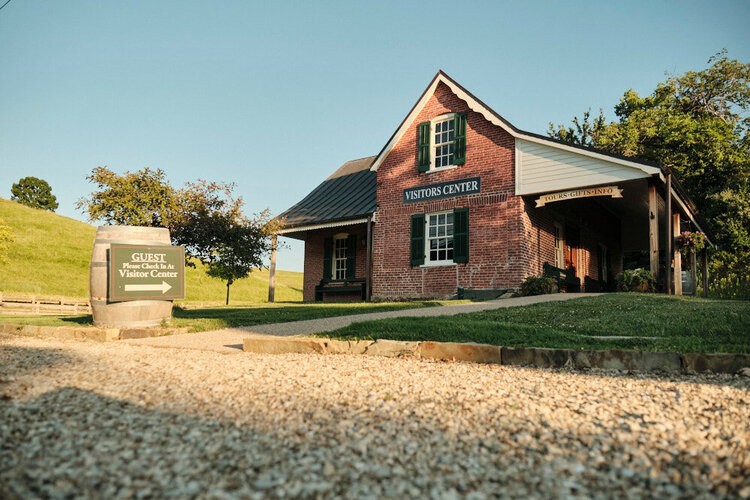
[417, 113, 467, 173]
[433, 118, 455, 168]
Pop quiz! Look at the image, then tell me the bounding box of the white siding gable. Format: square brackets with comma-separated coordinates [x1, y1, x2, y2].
[516, 138, 655, 195]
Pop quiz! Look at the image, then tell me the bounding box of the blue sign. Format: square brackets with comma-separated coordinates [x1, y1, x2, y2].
[403, 177, 481, 204]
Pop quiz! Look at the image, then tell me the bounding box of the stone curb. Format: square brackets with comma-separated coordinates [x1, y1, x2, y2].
[0, 323, 188, 342]
[242, 336, 750, 375]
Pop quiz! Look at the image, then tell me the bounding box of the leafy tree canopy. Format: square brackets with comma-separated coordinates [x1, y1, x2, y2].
[11, 177, 59, 211]
[550, 51, 750, 289]
[78, 167, 280, 301]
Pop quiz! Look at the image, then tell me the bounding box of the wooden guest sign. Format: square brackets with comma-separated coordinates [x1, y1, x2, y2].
[535, 185, 623, 207]
[109, 244, 186, 301]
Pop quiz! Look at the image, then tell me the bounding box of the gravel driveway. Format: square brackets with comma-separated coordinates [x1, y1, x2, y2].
[1, 334, 749, 498]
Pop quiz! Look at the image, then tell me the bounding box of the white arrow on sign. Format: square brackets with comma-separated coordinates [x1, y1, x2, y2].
[124, 281, 173, 294]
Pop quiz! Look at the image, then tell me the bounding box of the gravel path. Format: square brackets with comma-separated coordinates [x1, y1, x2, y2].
[2, 334, 749, 498]
[128, 293, 595, 354]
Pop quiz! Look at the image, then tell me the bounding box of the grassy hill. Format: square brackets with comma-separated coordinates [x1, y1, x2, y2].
[0, 198, 302, 302]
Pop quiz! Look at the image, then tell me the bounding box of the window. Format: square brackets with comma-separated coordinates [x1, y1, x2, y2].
[417, 113, 466, 172]
[323, 233, 357, 281]
[410, 208, 468, 266]
[427, 212, 454, 263]
[554, 223, 564, 269]
[433, 118, 455, 168]
[333, 235, 348, 280]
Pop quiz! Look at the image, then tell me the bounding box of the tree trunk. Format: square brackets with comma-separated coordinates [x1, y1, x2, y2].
[225, 279, 232, 305]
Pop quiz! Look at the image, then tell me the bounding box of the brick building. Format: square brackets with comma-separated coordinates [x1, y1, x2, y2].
[275, 72, 710, 302]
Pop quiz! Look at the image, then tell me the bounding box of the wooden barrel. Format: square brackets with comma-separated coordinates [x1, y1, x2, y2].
[90, 225, 174, 327]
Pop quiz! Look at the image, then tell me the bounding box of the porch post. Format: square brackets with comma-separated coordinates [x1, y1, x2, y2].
[690, 247, 697, 296]
[673, 212, 683, 296]
[365, 216, 372, 301]
[664, 170, 672, 294]
[648, 183, 659, 279]
[267, 235, 277, 303]
[702, 248, 709, 298]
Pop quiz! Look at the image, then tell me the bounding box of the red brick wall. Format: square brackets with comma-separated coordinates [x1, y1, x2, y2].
[372, 82, 525, 299]
[302, 224, 368, 302]
[300, 82, 626, 300]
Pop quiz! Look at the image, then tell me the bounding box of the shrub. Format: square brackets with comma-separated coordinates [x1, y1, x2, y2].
[518, 275, 556, 296]
[615, 268, 656, 293]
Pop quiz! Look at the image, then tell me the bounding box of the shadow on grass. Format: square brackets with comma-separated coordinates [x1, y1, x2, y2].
[60, 315, 93, 325]
[171, 302, 441, 330]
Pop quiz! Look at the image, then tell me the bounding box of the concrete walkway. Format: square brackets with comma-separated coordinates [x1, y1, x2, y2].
[126, 293, 597, 354]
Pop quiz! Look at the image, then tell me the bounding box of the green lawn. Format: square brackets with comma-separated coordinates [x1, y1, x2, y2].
[0, 301, 442, 333]
[324, 294, 750, 354]
[0, 197, 303, 302]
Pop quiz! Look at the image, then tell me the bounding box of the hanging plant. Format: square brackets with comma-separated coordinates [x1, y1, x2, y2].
[676, 231, 706, 251]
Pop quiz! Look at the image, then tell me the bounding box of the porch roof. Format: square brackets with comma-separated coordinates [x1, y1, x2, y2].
[277, 156, 376, 234]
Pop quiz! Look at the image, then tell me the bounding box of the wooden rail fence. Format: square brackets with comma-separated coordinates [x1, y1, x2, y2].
[0, 293, 91, 315]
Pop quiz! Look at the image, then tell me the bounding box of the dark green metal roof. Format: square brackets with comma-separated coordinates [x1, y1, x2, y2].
[278, 156, 376, 231]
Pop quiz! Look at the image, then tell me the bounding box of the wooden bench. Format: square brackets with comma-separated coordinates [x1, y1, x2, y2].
[315, 279, 366, 301]
[542, 263, 581, 292]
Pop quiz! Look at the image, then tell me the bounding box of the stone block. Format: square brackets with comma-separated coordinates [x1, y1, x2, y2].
[325, 339, 374, 354]
[574, 350, 681, 372]
[417, 341, 501, 364]
[364, 339, 419, 357]
[243, 337, 327, 355]
[681, 353, 750, 374]
[501, 347, 573, 369]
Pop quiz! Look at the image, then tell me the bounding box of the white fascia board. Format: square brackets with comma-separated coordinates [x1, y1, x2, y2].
[277, 218, 369, 235]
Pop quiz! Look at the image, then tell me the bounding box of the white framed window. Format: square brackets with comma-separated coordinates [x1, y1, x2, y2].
[432, 116, 456, 169]
[417, 113, 466, 173]
[333, 234, 348, 280]
[553, 222, 564, 269]
[426, 211, 455, 264]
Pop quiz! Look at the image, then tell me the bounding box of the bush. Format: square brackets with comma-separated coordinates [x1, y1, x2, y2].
[518, 275, 556, 296]
[615, 268, 656, 293]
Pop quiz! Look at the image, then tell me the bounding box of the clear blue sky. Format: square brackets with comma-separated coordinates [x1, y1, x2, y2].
[1, 0, 748, 272]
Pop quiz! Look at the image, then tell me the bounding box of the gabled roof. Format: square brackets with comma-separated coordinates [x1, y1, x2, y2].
[277, 156, 376, 233]
[369, 70, 661, 179]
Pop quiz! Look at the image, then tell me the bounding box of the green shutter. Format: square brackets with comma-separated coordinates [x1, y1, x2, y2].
[323, 237, 333, 280]
[453, 208, 469, 263]
[410, 214, 425, 266]
[454, 113, 467, 165]
[417, 121, 430, 172]
[346, 234, 357, 279]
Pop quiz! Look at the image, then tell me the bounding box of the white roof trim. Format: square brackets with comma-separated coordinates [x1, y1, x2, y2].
[277, 218, 369, 235]
[370, 72, 660, 179]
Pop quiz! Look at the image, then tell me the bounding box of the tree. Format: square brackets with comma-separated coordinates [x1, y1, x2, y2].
[76, 167, 180, 227]
[550, 51, 750, 293]
[204, 212, 277, 304]
[0, 217, 13, 263]
[78, 167, 279, 301]
[548, 108, 606, 147]
[11, 177, 59, 211]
